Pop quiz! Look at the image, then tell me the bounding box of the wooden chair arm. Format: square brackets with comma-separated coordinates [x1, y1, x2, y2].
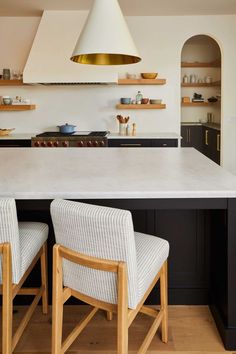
[55, 244, 124, 273]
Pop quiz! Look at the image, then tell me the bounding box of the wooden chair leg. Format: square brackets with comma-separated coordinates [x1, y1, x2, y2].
[52, 245, 64, 354]
[117, 263, 128, 354]
[40, 242, 48, 314]
[106, 311, 113, 321]
[160, 260, 168, 343]
[2, 243, 13, 354]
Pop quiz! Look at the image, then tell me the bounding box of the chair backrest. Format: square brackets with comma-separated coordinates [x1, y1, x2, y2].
[0, 198, 21, 283]
[51, 199, 138, 308]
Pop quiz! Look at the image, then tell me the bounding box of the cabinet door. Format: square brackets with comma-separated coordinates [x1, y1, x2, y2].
[202, 127, 220, 165]
[108, 139, 151, 147]
[202, 126, 210, 158]
[190, 126, 203, 152]
[148, 209, 210, 304]
[151, 139, 178, 147]
[181, 126, 189, 147]
[215, 131, 221, 164]
[211, 130, 221, 165]
[181, 125, 202, 151]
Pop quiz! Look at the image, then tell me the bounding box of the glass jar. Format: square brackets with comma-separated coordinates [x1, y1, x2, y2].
[136, 91, 143, 104]
[183, 74, 188, 83]
[3, 69, 10, 80]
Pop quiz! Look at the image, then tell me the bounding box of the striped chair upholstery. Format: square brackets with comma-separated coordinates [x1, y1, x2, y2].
[0, 198, 48, 284]
[51, 199, 169, 309]
[0, 198, 49, 354]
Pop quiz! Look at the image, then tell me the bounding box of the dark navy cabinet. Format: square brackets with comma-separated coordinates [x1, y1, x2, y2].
[0, 139, 31, 147]
[108, 138, 178, 148]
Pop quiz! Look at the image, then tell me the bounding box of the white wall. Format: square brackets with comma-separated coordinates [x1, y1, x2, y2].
[1, 15, 236, 174]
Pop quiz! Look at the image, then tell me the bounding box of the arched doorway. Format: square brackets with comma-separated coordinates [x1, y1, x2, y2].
[180, 35, 221, 165]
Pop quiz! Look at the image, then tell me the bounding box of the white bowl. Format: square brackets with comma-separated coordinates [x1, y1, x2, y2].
[150, 99, 162, 104]
[126, 73, 137, 79]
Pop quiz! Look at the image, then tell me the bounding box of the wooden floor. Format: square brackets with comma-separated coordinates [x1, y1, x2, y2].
[0, 305, 234, 354]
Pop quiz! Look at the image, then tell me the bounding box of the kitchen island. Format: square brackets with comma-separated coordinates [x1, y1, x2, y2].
[0, 147, 236, 349]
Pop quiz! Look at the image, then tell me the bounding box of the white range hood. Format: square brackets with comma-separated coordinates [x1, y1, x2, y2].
[23, 11, 118, 84]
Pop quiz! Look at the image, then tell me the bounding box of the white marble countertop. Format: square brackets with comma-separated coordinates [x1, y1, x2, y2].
[1, 147, 236, 200]
[0, 133, 33, 140]
[109, 132, 181, 139]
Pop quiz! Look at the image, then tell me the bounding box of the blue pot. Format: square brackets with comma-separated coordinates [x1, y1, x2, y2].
[57, 123, 76, 134]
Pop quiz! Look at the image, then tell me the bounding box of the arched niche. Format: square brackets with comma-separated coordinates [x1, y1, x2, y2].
[180, 35, 222, 165]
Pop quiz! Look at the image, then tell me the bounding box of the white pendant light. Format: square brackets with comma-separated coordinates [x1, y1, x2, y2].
[70, 0, 141, 65]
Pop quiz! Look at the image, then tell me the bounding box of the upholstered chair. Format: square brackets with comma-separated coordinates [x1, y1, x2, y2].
[51, 199, 169, 354]
[0, 198, 48, 354]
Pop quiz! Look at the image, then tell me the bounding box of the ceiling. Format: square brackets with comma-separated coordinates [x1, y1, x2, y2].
[1, 0, 236, 16]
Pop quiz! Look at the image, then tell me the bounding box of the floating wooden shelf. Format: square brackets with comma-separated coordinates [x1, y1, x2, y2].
[0, 105, 36, 111]
[181, 102, 216, 107]
[116, 104, 166, 109]
[181, 60, 221, 68]
[0, 79, 24, 86]
[181, 81, 221, 87]
[118, 78, 166, 85]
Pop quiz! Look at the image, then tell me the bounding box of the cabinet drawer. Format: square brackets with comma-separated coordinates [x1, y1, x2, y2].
[0, 139, 31, 147]
[108, 139, 151, 147]
[108, 138, 178, 148]
[151, 139, 178, 147]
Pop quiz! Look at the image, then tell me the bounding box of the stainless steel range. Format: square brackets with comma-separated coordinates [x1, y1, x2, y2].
[31, 131, 109, 148]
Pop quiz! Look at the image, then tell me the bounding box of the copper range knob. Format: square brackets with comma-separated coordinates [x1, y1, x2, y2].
[62, 141, 69, 147]
[41, 141, 47, 147]
[53, 141, 59, 147]
[34, 141, 40, 147]
[77, 141, 84, 147]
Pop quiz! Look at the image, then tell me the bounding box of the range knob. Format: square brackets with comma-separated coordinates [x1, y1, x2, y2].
[62, 141, 69, 147]
[34, 141, 40, 147]
[100, 140, 105, 147]
[53, 141, 59, 147]
[47, 141, 53, 147]
[94, 140, 99, 147]
[87, 140, 93, 147]
[77, 141, 84, 147]
[41, 141, 47, 147]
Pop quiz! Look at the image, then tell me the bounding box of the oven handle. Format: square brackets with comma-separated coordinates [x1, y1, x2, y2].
[120, 143, 142, 147]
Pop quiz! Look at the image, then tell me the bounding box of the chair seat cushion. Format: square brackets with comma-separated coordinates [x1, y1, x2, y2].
[63, 231, 169, 309]
[0, 222, 48, 284]
[135, 232, 169, 304]
[19, 222, 48, 278]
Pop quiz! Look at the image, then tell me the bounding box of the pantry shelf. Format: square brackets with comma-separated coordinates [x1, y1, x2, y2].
[181, 81, 221, 87]
[181, 102, 216, 107]
[181, 60, 221, 68]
